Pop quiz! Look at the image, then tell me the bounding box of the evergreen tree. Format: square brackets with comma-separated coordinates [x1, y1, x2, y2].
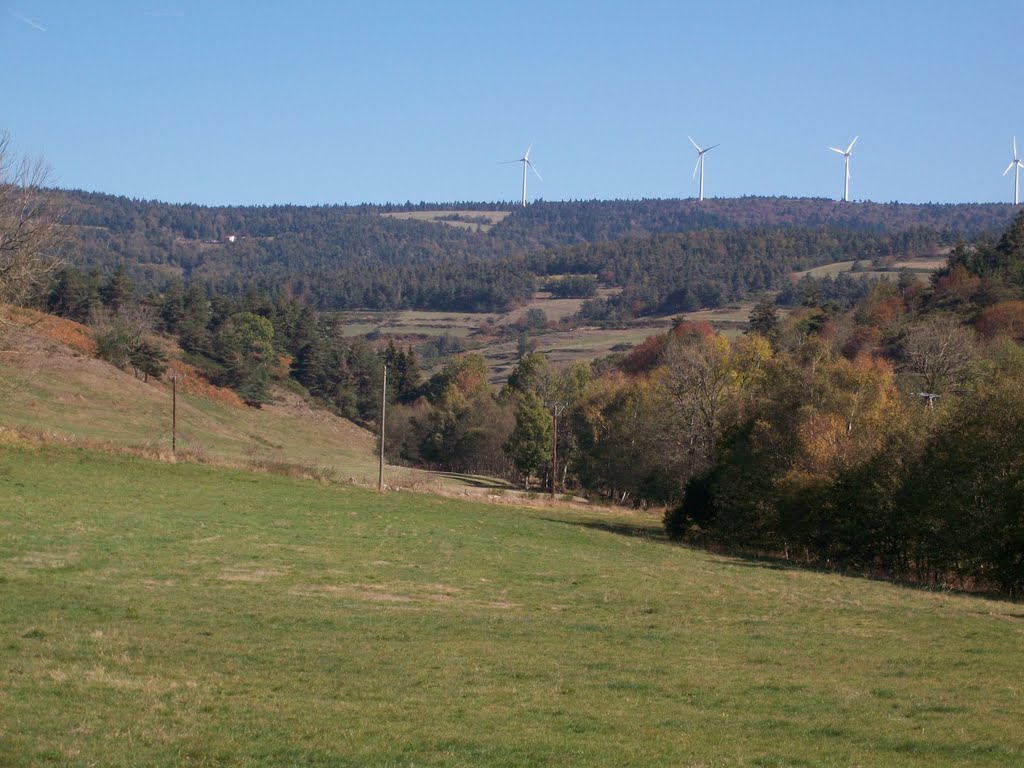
[100, 266, 134, 316]
[46, 267, 101, 322]
[213, 312, 275, 407]
[504, 392, 552, 489]
[748, 298, 779, 341]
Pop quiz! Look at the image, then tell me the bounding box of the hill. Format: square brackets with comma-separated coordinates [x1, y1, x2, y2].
[0, 308, 480, 494]
[1, 443, 1021, 766]
[53, 190, 1020, 313]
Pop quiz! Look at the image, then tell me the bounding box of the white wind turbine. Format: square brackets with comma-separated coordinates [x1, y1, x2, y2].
[688, 136, 719, 202]
[501, 145, 543, 206]
[828, 136, 858, 202]
[1003, 137, 1023, 205]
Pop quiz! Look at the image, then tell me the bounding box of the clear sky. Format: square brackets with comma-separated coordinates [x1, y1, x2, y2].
[2, 1, 1022, 206]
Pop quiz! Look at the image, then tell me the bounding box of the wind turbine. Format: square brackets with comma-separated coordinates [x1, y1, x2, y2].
[828, 136, 858, 202]
[502, 145, 542, 206]
[1003, 137, 1023, 205]
[688, 136, 719, 202]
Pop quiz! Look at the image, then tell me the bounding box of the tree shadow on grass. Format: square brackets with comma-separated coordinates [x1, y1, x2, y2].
[721, 550, 1022, 603]
[431, 471, 515, 490]
[543, 517, 1023, 604]
[540, 517, 668, 542]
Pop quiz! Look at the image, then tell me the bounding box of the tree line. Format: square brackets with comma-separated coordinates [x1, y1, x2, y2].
[48, 189, 1021, 314]
[385, 212, 1024, 595]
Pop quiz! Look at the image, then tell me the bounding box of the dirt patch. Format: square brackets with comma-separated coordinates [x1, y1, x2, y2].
[217, 567, 284, 583]
[290, 581, 463, 604]
[291, 581, 521, 610]
[9, 550, 77, 569]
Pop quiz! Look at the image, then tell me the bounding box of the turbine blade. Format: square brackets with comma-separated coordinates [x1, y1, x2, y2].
[688, 136, 702, 152]
[829, 147, 845, 155]
[846, 136, 859, 153]
[528, 160, 543, 182]
[1004, 161, 1016, 176]
[524, 144, 533, 161]
[692, 156, 701, 178]
[705, 143, 720, 152]
[1015, 136, 1018, 159]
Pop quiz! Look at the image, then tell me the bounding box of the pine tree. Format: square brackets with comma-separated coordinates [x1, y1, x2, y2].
[504, 392, 552, 489]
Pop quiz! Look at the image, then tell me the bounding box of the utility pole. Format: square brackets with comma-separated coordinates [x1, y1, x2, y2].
[378, 365, 387, 493]
[546, 400, 565, 498]
[169, 372, 186, 456]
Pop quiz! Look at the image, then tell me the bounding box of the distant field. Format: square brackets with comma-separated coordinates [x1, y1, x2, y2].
[379, 210, 512, 232]
[336, 310, 495, 338]
[484, 324, 672, 383]
[2, 445, 1021, 767]
[501, 295, 588, 324]
[796, 254, 948, 281]
[891, 257, 948, 271]
[333, 292, 731, 384]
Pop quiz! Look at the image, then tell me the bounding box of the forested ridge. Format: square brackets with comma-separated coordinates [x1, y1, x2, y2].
[53, 189, 1020, 313]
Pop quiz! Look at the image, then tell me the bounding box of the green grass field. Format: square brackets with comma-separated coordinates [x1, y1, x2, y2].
[2, 444, 1021, 767]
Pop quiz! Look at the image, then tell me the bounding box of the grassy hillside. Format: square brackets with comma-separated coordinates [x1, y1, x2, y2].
[1, 444, 1021, 767]
[0, 311, 492, 494]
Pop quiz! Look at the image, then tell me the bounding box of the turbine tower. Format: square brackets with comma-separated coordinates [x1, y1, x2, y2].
[502, 145, 542, 206]
[1003, 137, 1023, 205]
[828, 136, 858, 202]
[688, 136, 719, 202]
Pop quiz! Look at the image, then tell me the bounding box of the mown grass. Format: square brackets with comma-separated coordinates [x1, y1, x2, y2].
[2, 445, 1022, 767]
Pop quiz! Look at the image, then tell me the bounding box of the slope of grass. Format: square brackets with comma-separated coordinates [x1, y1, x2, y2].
[0, 314, 502, 494]
[0, 335, 377, 478]
[1, 444, 1021, 767]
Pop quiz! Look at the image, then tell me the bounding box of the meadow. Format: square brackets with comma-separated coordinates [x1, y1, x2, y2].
[378, 210, 512, 233]
[1, 443, 1021, 767]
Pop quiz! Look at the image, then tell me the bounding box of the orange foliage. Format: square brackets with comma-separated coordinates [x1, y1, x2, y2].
[975, 301, 1024, 340]
[2, 306, 96, 355]
[795, 412, 846, 475]
[864, 295, 906, 328]
[933, 264, 981, 303]
[670, 321, 715, 342]
[167, 360, 245, 408]
[619, 335, 667, 375]
[841, 324, 881, 359]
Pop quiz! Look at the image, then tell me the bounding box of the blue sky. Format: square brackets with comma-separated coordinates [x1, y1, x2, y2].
[2, 1, 1022, 206]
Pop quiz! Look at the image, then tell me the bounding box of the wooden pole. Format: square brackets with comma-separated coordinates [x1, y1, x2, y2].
[378, 365, 387, 493]
[172, 374, 177, 456]
[550, 409, 558, 498]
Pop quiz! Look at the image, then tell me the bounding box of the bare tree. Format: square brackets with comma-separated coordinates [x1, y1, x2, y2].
[901, 315, 975, 394]
[0, 130, 64, 311]
[661, 334, 735, 472]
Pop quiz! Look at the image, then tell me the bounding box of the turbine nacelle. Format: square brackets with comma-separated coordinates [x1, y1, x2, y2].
[829, 136, 858, 158]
